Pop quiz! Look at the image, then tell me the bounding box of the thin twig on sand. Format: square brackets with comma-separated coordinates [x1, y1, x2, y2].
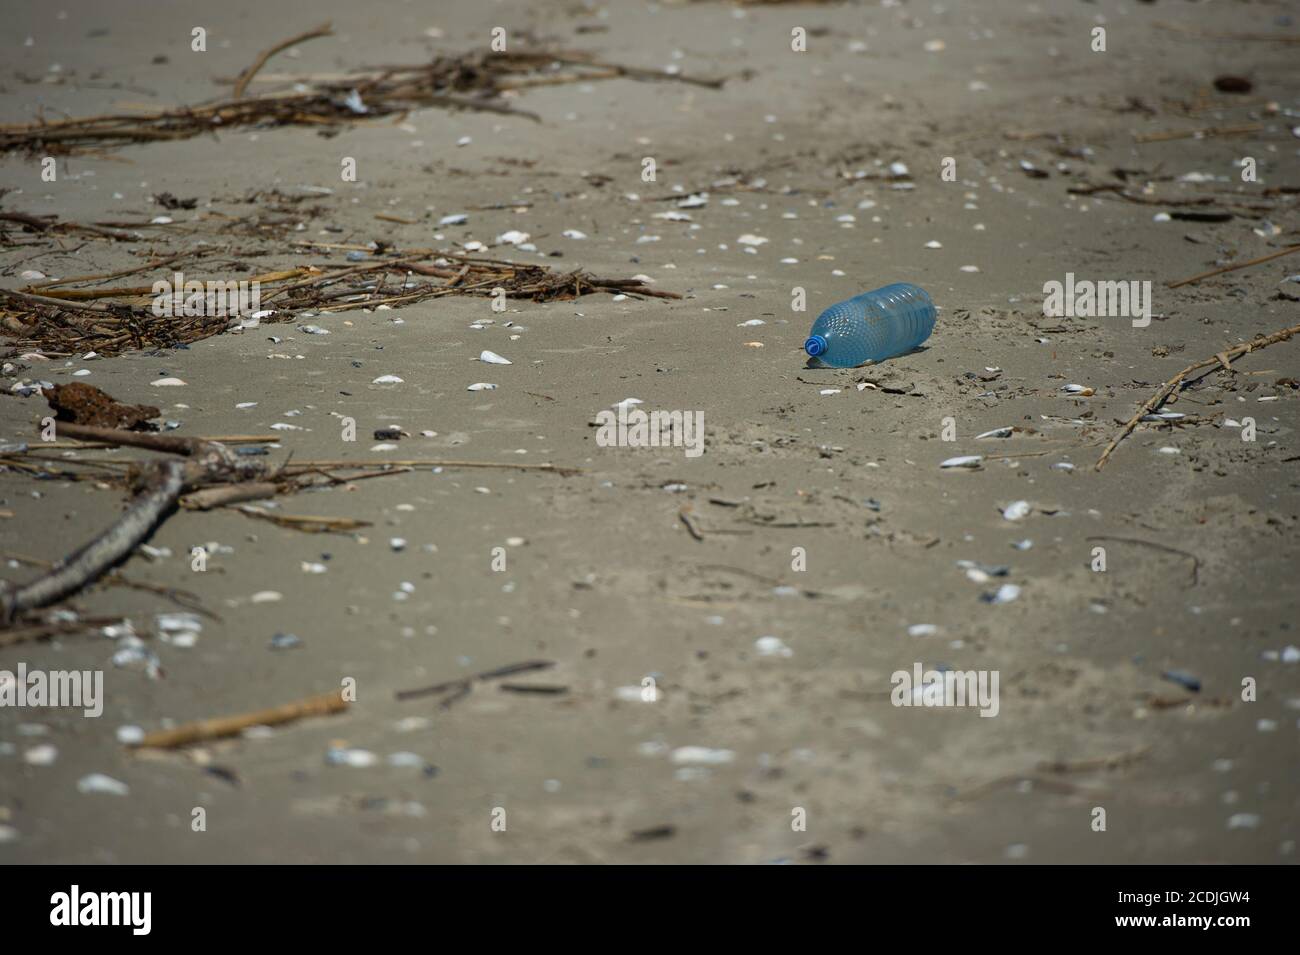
[1167, 245, 1300, 288]
[0, 550, 216, 619]
[396, 660, 554, 705]
[130, 689, 348, 749]
[232, 22, 334, 99]
[1095, 322, 1300, 470]
[1134, 123, 1261, 144]
[286, 458, 581, 476]
[1153, 21, 1300, 43]
[1037, 746, 1152, 774]
[231, 509, 372, 534]
[1085, 537, 1200, 585]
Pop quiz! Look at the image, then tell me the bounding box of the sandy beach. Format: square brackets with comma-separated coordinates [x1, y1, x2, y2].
[1, 0, 1298, 864]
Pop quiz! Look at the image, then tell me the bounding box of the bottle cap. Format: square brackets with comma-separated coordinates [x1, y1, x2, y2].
[803, 335, 827, 358]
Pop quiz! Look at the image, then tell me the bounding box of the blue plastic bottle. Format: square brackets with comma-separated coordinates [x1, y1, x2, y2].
[803, 283, 936, 368]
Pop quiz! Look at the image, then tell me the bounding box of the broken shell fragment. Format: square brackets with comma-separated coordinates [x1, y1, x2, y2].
[1001, 500, 1032, 521]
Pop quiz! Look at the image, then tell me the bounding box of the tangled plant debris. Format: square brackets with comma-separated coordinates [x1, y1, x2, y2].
[0, 252, 678, 356]
[0, 23, 724, 156]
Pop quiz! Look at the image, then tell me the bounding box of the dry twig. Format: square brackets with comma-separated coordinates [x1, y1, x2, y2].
[1096, 322, 1300, 470]
[131, 689, 348, 749]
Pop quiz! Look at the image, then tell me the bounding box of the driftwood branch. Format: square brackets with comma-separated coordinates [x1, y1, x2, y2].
[180, 482, 280, 510]
[0, 422, 271, 623]
[0, 460, 186, 622]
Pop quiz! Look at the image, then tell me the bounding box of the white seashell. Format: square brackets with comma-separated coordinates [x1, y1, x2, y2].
[976, 427, 1013, 439]
[737, 319, 765, 326]
[755, 636, 792, 658]
[670, 746, 734, 765]
[467, 382, 498, 391]
[20, 270, 46, 280]
[1001, 500, 1032, 521]
[150, 377, 186, 387]
[562, 229, 587, 239]
[987, 583, 1021, 604]
[77, 773, 129, 796]
[940, 455, 983, 469]
[156, 612, 202, 633]
[908, 624, 938, 637]
[614, 685, 654, 702]
[438, 214, 468, 226]
[372, 375, 404, 384]
[24, 744, 58, 766]
[326, 747, 377, 768]
[737, 233, 768, 246]
[614, 397, 643, 410]
[479, 350, 511, 365]
[116, 726, 145, 745]
[1061, 384, 1093, 395]
[495, 230, 530, 245]
[924, 240, 942, 249]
